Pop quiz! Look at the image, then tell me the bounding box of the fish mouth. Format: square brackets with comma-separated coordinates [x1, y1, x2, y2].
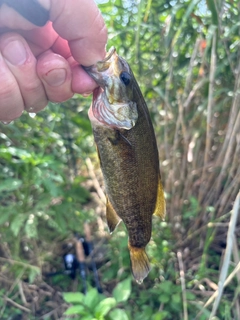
[91, 86, 137, 130]
[82, 47, 118, 86]
[85, 48, 138, 130]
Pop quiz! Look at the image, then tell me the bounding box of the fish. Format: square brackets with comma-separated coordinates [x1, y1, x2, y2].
[82, 47, 166, 284]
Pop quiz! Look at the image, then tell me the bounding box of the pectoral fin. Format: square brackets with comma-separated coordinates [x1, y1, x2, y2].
[153, 174, 166, 219]
[106, 196, 121, 234]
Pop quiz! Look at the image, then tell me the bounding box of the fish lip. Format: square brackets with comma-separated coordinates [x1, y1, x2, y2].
[81, 47, 117, 86]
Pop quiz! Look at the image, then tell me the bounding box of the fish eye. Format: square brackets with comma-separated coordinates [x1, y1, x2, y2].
[120, 71, 131, 86]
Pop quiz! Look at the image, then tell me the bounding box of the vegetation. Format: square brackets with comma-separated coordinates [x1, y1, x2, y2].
[0, 0, 240, 319]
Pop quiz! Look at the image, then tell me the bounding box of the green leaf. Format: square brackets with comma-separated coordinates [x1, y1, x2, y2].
[186, 291, 196, 300]
[42, 178, 61, 197]
[172, 293, 181, 304]
[158, 281, 172, 294]
[28, 267, 41, 284]
[113, 278, 132, 303]
[0, 209, 12, 225]
[0, 147, 32, 162]
[24, 216, 38, 238]
[84, 288, 101, 309]
[151, 311, 169, 320]
[10, 214, 27, 237]
[63, 292, 85, 304]
[94, 297, 117, 318]
[109, 308, 129, 320]
[64, 305, 86, 315]
[159, 294, 170, 304]
[0, 179, 22, 192]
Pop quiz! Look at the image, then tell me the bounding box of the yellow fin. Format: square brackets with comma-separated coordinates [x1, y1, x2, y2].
[106, 196, 121, 234]
[128, 244, 151, 284]
[154, 174, 166, 219]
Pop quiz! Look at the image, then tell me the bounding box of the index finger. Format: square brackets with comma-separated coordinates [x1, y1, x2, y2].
[38, 0, 107, 66]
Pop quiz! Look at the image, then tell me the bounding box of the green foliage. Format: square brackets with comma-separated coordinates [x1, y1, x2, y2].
[63, 283, 130, 320]
[0, 102, 92, 244]
[113, 277, 131, 303]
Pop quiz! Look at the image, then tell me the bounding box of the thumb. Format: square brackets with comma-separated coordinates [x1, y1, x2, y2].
[38, 0, 107, 66]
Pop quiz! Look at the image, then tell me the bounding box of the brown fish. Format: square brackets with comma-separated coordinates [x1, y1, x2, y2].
[83, 47, 165, 283]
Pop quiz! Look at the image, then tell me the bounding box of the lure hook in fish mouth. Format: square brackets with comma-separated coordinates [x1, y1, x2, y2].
[97, 46, 116, 64]
[83, 46, 115, 66]
[82, 47, 116, 75]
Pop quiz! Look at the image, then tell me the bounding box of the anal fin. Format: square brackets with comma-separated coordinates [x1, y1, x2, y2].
[128, 244, 151, 284]
[106, 196, 121, 234]
[153, 174, 166, 219]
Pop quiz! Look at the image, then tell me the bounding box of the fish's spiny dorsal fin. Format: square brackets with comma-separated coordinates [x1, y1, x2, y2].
[106, 196, 121, 234]
[128, 244, 151, 284]
[153, 174, 166, 219]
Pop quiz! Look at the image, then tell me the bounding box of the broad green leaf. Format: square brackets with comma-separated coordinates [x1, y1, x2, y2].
[172, 293, 181, 304]
[63, 292, 85, 304]
[152, 311, 169, 320]
[158, 280, 172, 294]
[42, 178, 61, 197]
[113, 278, 132, 303]
[109, 308, 129, 320]
[10, 214, 27, 237]
[0, 179, 22, 192]
[84, 288, 101, 309]
[94, 297, 117, 318]
[0, 210, 12, 225]
[0, 147, 32, 161]
[159, 294, 170, 304]
[64, 305, 86, 315]
[186, 291, 196, 300]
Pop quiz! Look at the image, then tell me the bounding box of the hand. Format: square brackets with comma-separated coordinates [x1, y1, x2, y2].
[0, 0, 107, 122]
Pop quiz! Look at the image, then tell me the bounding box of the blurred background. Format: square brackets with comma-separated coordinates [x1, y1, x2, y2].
[0, 0, 240, 319]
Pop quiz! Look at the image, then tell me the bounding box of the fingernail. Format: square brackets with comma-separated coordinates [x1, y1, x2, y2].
[3, 40, 27, 65]
[43, 69, 67, 87]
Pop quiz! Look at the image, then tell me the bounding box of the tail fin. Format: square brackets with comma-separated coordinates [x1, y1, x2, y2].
[128, 244, 151, 284]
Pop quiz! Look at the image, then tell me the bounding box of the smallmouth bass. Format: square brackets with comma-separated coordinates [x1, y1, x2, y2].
[83, 47, 166, 284]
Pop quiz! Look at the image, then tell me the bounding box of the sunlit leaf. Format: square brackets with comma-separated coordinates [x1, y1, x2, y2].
[113, 278, 132, 303]
[64, 305, 86, 315]
[109, 308, 129, 320]
[63, 292, 85, 304]
[83, 288, 102, 309]
[94, 297, 117, 318]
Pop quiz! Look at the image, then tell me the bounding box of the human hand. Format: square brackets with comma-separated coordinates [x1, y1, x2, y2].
[0, 0, 107, 122]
